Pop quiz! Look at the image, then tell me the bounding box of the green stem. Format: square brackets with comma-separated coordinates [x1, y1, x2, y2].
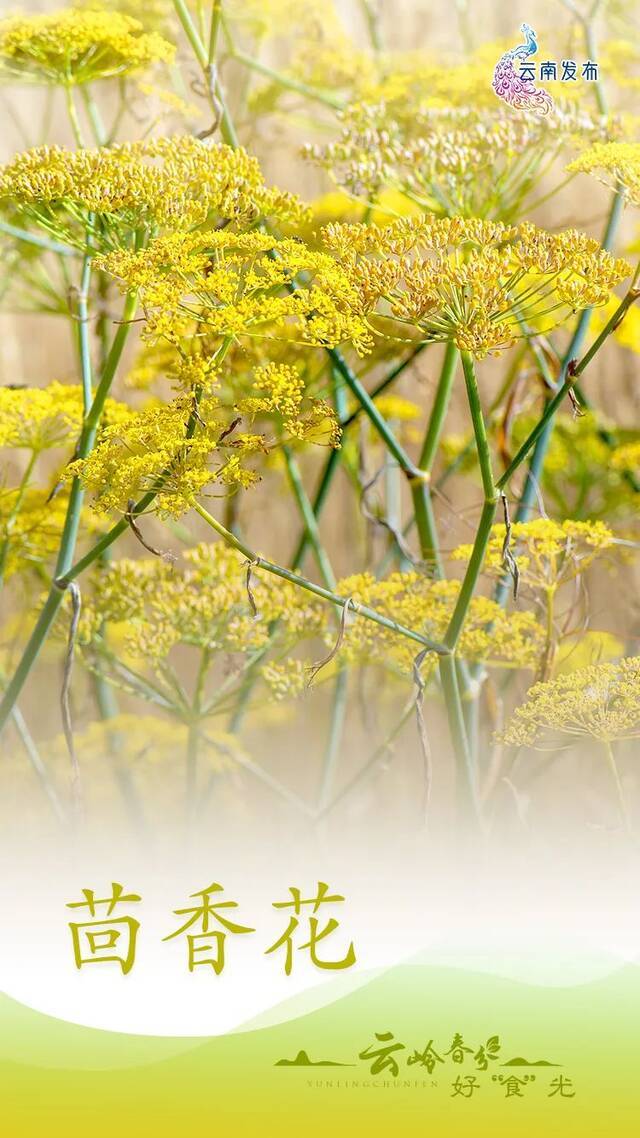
[317, 669, 349, 810]
[186, 719, 200, 818]
[444, 352, 498, 653]
[411, 484, 441, 571]
[419, 342, 458, 472]
[57, 289, 138, 578]
[0, 291, 138, 731]
[316, 698, 415, 819]
[64, 84, 85, 147]
[602, 738, 631, 833]
[290, 345, 427, 570]
[438, 654, 478, 818]
[330, 346, 440, 568]
[208, 0, 222, 64]
[411, 342, 458, 570]
[435, 351, 497, 814]
[513, 188, 625, 522]
[76, 251, 93, 411]
[283, 447, 336, 590]
[341, 344, 428, 431]
[11, 704, 66, 823]
[173, 0, 238, 146]
[496, 273, 640, 493]
[192, 501, 449, 656]
[173, 0, 209, 68]
[0, 220, 77, 257]
[540, 586, 557, 682]
[231, 49, 344, 109]
[329, 348, 423, 478]
[80, 86, 107, 146]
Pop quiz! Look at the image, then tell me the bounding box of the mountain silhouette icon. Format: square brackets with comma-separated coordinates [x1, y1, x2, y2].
[502, 1056, 561, 1067]
[275, 1050, 353, 1067]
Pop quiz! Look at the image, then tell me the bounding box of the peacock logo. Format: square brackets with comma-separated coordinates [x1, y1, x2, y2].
[492, 24, 554, 116]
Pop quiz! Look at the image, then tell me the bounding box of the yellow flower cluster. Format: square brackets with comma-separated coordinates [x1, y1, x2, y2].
[261, 659, 309, 701]
[0, 488, 71, 581]
[323, 217, 630, 357]
[612, 441, 640, 476]
[329, 571, 545, 676]
[500, 657, 640, 746]
[80, 543, 326, 665]
[69, 362, 339, 516]
[0, 137, 308, 249]
[568, 143, 640, 207]
[306, 103, 605, 223]
[75, 0, 174, 35]
[452, 519, 614, 591]
[254, 36, 502, 115]
[41, 715, 238, 774]
[0, 9, 174, 85]
[98, 229, 373, 353]
[0, 381, 128, 452]
[236, 362, 340, 447]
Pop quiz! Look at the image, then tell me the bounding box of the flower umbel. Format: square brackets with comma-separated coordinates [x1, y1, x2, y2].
[568, 143, 640, 208]
[500, 657, 640, 746]
[451, 519, 615, 592]
[68, 363, 339, 516]
[323, 216, 630, 357]
[0, 9, 174, 86]
[0, 137, 308, 250]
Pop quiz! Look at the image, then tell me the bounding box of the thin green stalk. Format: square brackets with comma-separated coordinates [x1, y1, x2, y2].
[0, 220, 77, 257]
[80, 87, 107, 147]
[316, 698, 415, 819]
[434, 350, 496, 817]
[64, 84, 85, 147]
[444, 351, 498, 652]
[283, 447, 336, 589]
[200, 730, 315, 817]
[411, 484, 442, 572]
[186, 720, 200, 818]
[173, 0, 209, 68]
[231, 49, 344, 110]
[513, 188, 625, 522]
[410, 343, 458, 570]
[186, 646, 209, 817]
[330, 347, 438, 566]
[192, 500, 449, 657]
[438, 654, 478, 818]
[329, 348, 423, 479]
[0, 291, 138, 731]
[76, 252, 93, 411]
[418, 342, 458, 472]
[173, 0, 238, 147]
[11, 705, 66, 823]
[340, 344, 428, 431]
[602, 738, 631, 833]
[57, 289, 138, 578]
[384, 451, 406, 568]
[496, 273, 640, 493]
[317, 669, 349, 810]
[208, 0, 222, 64]
[290, 345, 428, 569]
